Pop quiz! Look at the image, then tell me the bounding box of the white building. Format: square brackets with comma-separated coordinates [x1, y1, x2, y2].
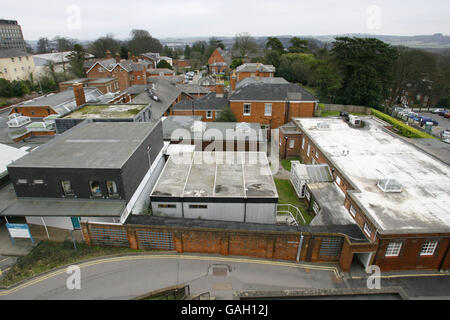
[151, 152, 278, 224]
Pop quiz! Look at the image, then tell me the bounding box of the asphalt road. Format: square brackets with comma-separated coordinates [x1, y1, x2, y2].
[0, 254, 345, 300]
[418, 111, 450, 131]
[1, 254, 449, 300]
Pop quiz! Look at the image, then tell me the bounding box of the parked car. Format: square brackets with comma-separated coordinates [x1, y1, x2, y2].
[340, 111, 350, 122]
[444, 111, 450, 119]
[441, 129, 450, 139]
[431, 108, 445, 114]
[437, 109, 448, 116]
[419, 117, 438, 126]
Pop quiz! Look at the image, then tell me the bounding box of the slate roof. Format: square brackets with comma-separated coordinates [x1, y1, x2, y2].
[236, 63, 275, 73]
[131, 78, 183, 120]
[229, 81, 317, 102]
[172, 92, 229, 111]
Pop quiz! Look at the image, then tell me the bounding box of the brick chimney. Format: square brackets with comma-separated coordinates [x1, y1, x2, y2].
[73, 83, 86, 107]
[230, 73, 237, 91]
[115, 52, 121, 63]
[106, 50, 112, 59]
[216, 82, 225, 98]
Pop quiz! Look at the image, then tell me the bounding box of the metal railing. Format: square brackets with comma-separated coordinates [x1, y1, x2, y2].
[276, 204, 306, 226]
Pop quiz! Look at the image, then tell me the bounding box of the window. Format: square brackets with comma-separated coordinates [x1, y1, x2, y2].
[106, 181, 119, 197]
[420, 241, 438, 256]
[307, 144, 310, 157]
[158, 204, 176, 209]
[89, 181, 102, 197]
[189, 204, 208, 209]
[264, 103, 272, 116]
[33, 179, 44, 185]
[305, 189, 311, 201]
[349, 205, 356, 217]
[289, 139, 295, 149]
[206, 111, 213, 119]
[61, 180, 74, 196]
[17, 179, 27, 184]
[385, 241, 402, 257]
[312, 202, 320, 214]
[302, 138, 305, 150]
[243, 103, 251, 116]
[335, 176, 341, 186]
[364, 223, 372, 237]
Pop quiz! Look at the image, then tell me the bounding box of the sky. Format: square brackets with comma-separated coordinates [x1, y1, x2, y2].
[3, 0, 450, 41]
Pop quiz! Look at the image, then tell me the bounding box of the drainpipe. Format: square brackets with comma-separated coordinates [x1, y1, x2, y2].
[41, 217, 50, 240]
[296, 233, 304, 262]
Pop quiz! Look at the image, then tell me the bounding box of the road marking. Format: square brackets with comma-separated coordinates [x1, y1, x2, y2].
[351, 273, 450, 280]
[0, 254, 341, 296]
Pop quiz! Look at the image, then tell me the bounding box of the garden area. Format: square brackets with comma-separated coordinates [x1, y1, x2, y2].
[274, 178, 312, 225]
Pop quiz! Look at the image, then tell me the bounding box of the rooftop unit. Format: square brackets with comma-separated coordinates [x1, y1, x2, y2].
[377, 179, 403, 193]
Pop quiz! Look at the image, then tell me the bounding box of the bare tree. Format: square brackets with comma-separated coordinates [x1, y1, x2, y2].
[232, 33, 258, 58]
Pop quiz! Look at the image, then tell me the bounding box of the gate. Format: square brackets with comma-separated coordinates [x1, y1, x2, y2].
[136, 230, 175, 250]
[90, 226, 130, 247]
[319, 237, 344, 257]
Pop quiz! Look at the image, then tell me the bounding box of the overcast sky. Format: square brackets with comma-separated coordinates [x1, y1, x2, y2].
[3, 0, 450, 40]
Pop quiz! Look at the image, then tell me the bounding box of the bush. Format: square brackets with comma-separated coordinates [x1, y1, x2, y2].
[371, 108, 434, 139]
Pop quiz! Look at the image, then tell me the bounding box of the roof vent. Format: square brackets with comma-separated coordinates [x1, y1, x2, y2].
[377, 178, 402, 193]
[317, 122, 330, 130]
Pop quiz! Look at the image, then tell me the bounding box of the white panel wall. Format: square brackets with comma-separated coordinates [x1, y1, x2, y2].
[245, 203, 277, 224]
[183, 202, 245, 222]
[152, 202, 183, 218]
[80, 217, 119, 224]
[26, 216, 74, 230]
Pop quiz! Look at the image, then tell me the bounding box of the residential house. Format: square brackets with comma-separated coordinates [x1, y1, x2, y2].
[228, 77, 318, 130]
[208, 48, 229, 74]
[171, 83, 228, 122]
[235, 63, 275, 82]
[59, 77, 120, 94]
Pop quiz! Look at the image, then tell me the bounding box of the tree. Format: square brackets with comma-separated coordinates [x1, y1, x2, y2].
[209, 37, 225, 50]
[67, 44, 87, 78]
[230, 58, 243, 70]
[128, 29, 163, 55]
[156, 60, 172, 70]
[54, 36, 75, 52]
[332, 37, 398, 109]
[215, 106, 237, 122]
[184, 45, 192, 59]
[37, 37, 51, 54]
[288, 37, 308, 53]
[88, 34, 121, 58]
[232, 33, 258, 58]
[266, 37, 284, 54]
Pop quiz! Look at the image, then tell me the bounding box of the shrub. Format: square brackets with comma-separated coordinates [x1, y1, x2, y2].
[371, 108, 434, 139]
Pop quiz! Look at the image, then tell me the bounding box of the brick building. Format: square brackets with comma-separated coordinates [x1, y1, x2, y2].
[235, 63, 275, 82]
[208, 48, 229, 74]
[229, 77, 318, 130]
[171, 84, 228, 122]
[59, 77, 120, 94]
[85, 57, 148, 91]
[289, 117, 450, 272]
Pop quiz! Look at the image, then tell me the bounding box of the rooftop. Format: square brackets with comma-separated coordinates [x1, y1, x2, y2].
[8, 122, 159, 169]
[294, 117, 450, 234]
[172, 92, 228, 111]
[236, 63, 276, 73]
[0, 49, 30, 59]
[0, 144, 28, 177]
[151, 152, 278, 199]
[63, 104, 147, 119]
[229, 81, 317, 102]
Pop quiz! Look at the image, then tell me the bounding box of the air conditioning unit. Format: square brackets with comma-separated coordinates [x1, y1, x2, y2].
[349, 115, 361, 126]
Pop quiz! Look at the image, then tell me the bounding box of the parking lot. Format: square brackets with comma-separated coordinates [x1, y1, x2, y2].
[418, 111, 450, 131]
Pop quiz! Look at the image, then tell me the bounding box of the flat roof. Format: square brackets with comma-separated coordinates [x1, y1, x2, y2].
[151, 152, 278, 199]
[8, 122, 158, 169]
[63, 104, 147, 119]
[0, 144, 28, 177]
[294, 117, 450, 234]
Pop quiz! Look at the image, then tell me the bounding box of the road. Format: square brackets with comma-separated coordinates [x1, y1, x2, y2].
[0, 254, 345, 300]
[418, 111, 450, 132]
[1, 253, 449, 300]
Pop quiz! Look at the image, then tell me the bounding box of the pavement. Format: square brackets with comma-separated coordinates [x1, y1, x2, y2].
[0, 253, 449, 300]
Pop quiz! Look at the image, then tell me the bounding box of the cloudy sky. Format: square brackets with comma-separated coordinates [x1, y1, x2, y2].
[3, 0, 450, 40]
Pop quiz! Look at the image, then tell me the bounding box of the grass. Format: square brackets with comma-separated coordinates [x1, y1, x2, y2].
[0, 240, 142, 287]
[274, 179, 312, 225]
[281, 157, 302, 171]
[371, 108, 435, 139]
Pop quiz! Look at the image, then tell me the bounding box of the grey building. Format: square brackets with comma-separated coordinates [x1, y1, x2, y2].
[0, 19, 26, 51]
[2, 121, 165, 231]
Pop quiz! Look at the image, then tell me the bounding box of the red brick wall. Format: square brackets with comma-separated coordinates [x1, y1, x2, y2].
[230, 101, 286, 129]
[208, 49, 225, 65]
[236, 71, 274, 82]
[11, 106, 57, 118]
[171, 109, 218, 122]
[279, 133, 302, 159]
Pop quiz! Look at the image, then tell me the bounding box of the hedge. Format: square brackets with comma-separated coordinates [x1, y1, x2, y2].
[371, 108, 434, 139]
